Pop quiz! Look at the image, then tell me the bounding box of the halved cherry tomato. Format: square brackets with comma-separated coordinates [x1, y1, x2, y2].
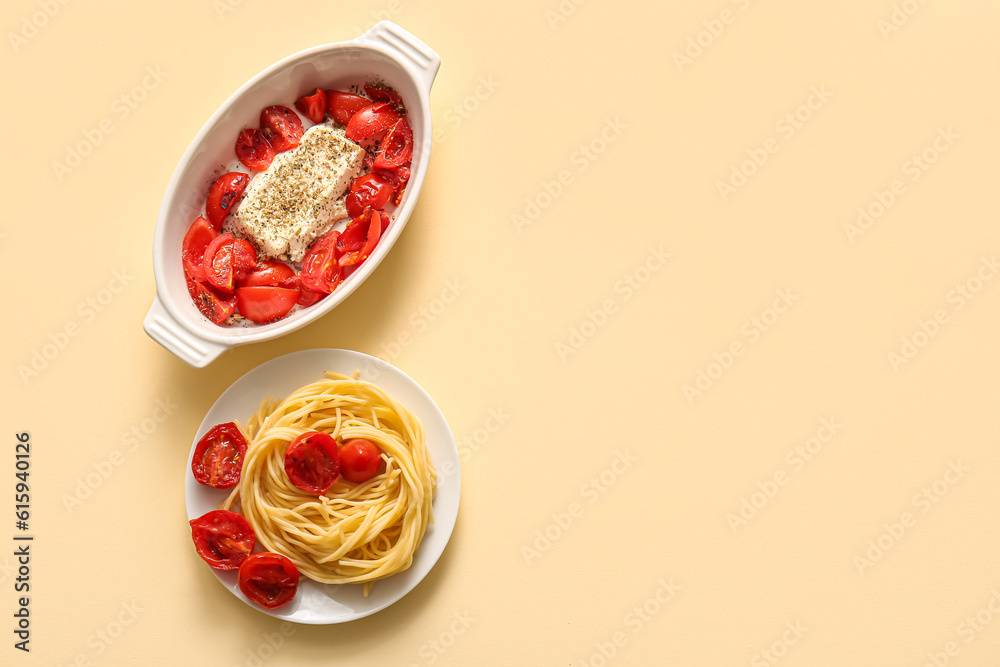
[235, 286, 298, 323]
[239, 261, 295, 288]
[374, 118, 413, 170]
[232, 238, 258, 283]
[284, 431, 340, 495]
[294, 88, 327, 124]
[300, 230, 342, 294]
[345, 103, 401, 144]
[327, 90, 372, 126]
[335, 211, 370, 256]
[187, 277, 236, 324]
[239, 552, 299, 609]
[191, 422, 247, 488]
[363, 83, 404, 111]
[182, 216, 216, 282]
[235, 128, 274, 171]
[339, 439, 383, 483]
[206, 172, 249, 230]
[260, 105, 304, 152]
[189, 510, 255, 570]
[339, 210, 382, 267]
[281, 274, 326, 306]
[346, 173, 394, 218]
[204, 233, 237, 293]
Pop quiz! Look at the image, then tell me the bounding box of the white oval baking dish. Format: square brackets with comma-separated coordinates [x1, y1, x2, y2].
[144, 21, 439, 367]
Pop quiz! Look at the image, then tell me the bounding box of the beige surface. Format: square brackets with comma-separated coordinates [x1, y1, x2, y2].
[3, 0, 999, 664]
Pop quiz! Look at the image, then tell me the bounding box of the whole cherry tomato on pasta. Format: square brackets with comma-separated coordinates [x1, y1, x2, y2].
[339, 439, 382, 483]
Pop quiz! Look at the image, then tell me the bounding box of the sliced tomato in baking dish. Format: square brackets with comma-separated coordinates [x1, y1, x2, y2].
[345, 102, 400, 144]
[300, 230, 342, 294]
[374, 118, 413, 170]
[260, 105, 303, 152]
[345, 173, 394, 218]
[235, 128, 274, 171]
[294, 88, 327, 124]
[182, 216, 217, 282]
[239, 261, 295, 288]
[326, 90, 372, 126]
[338, 210, 382, 268]
[186, 277, 236, 324]
[204, 233, 237, 293]
[191, 422, 247, 488]
[284, 431, 340, 496]
[232, 238, 258, 283]
[189, 510, 255, 570]
[238, 552, 299, 609]
[363, 83, 404, 111]
[235, 286, 298, 323]
[206, 172, 249, 230]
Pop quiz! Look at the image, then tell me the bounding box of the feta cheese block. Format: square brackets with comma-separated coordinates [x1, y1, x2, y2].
[233, 124, 365, 262]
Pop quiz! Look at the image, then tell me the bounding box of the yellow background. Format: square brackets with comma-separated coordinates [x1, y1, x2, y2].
[3, 0, 999, 664]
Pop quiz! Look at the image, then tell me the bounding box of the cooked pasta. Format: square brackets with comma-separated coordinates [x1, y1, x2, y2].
[221, 371, 436, 596]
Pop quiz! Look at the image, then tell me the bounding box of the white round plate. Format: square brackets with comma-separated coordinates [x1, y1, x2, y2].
[184, 348, 461, 623]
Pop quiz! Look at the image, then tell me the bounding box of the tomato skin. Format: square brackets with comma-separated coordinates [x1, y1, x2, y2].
[299, 230, 342, 294]
[260, 105, 304, 152]
[294, 88, 327, 124]
[345, 173, 394, 218]
[373, 118, 413, 170]
[345, 103, 401, 144]
[232, 238, 258, 283]
[189, 510, 256, 570]
[191, 422, 248, 488]
[238, 552, 299, 610]
[203, 233, 236, 293]
[182, 216, 217, 282]
[284, 431, 340, 496]
[339, 439, 383, 483]
[235, 286, 298, 323]
[327, 90, 372, 126]
[338, 210, 382, 268]
[363, 83, 404, 110]
[206, 172, 249, 230]
[239, 261, 295, 288]
[235, 128, 275, 171]
[186, 277, 236, 324]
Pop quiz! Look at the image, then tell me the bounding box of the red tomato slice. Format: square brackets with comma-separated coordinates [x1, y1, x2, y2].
[338, 210, 382, 267]
[238, 552, 299, 610]
[300, 230, 342, 294]
[235, 286, 298, 323]
[327, 90, 372, 126]
[182, 216, 217, 282]
[284, 431, 340, 496]
[363, 83, 404, 110]
[191, 422, 247, 488]
[235, 128, 274, 171]
[294, 88, 327, 124]
[186, 277, 236, 324]
[204, 233, 236, 293]
[260, 105, 304, 152]
[189, 510, 255, 570]
[232, 238, 258, 283]
[345, 103, 401, 144]
[335, 211, 370, 256]
[239, 261, 295, 288]
[206, 172, 249, 230]
[374, 119, 413, 170]
[345, 173, 394, 218]
[339, 439, 383, 483]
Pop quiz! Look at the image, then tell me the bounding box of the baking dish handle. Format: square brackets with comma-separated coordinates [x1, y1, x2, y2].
[358, 21, 440, 91]
[143, 295, 228, 368]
